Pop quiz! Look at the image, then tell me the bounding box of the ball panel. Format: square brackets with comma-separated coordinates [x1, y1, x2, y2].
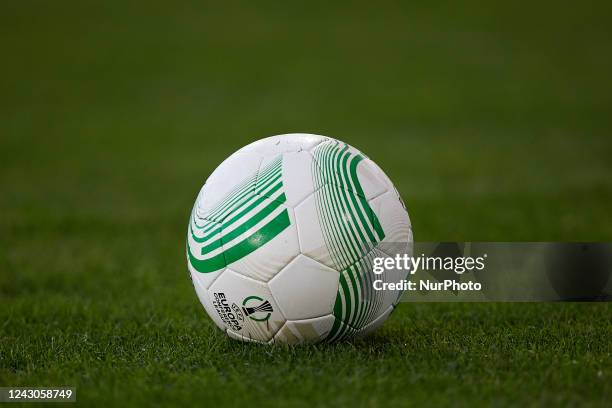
[369, 188, 413, 304]
[309, 140, 387, 271]
[356, 305, 394, 338]
[355, 158, 389, 201]
[370, 190, 412, 246]
[325, 246, 406, 341]
[196, 151, 263, 215]
[222, 201, 300, 282]
[310, 183, 385, 271]
[227, 329, 268, 344]
[191, 271, 226, 330]
[294, 193, 335, 270]
[325, 316, 358, 342]
[189, 154, 298, 278]
[188, 152, 271, 276]
[370, 247, 409, 312]
[273, 315, 336, 345]
[268, 254, 339, 320]
[364, 156, 396, 192]
[310, 139, 388, 200]
[330, 248, 387, 334]
[238, 133, 328, 155]
[259, 151, 317, 208]
[188, 257, 223, 290]
[207, 269, 285, 342]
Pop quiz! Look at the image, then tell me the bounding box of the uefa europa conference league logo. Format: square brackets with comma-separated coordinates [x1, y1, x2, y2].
[241, 296, 274, 322]
[212, 293, 274, 332]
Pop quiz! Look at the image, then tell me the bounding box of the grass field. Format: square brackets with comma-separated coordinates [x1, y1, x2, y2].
[1, 1, 612, 406]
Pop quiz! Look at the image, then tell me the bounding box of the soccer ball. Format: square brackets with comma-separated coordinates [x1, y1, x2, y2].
[186, 134, 412, 344]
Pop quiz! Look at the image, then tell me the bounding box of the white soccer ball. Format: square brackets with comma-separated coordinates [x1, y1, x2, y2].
[186, 134, 412, 344]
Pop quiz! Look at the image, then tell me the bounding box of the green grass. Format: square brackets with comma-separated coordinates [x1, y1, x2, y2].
[1, 0, 612, 406]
